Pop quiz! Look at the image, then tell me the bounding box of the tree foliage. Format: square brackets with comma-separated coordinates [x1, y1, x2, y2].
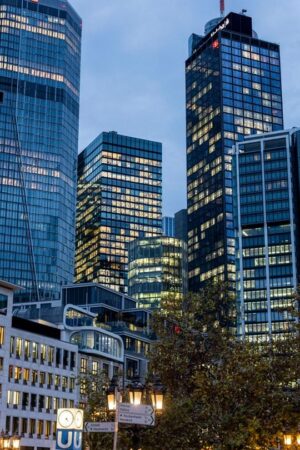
[141, 283, 300, 450]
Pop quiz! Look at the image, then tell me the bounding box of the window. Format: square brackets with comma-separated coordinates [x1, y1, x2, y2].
[22, 392, 29, 408]
[29, 419, 35, 435]
[45, 396, 51, 410]
[12, 417, 19, 434]
[54, 375, 60, 388]
[40, 372, 46, 385]
[38, 395, 45, 410]
[10, 336, 14, 354]
[37, 420, 43, 436]
[16, 338, 22, 358]
[13, 367, 22, 381]
[0, 294, 7, 314]
[45, 421, 51, 438]
[8, 390, 20, 406]
[41, 345, 46, 363]
[80, 358, 87, 374]
[0, 327, 4, 345]
[56, 348, 61, 366]
[47, 373, 53, 387]
[63, 350, 69, 368]
[23, 368, 30, 382]
[62, 376, 68, 390]
[22, 418, 27, 435]
[24, 340, 30, 359]
[0, 357, 3, 371]
[48, 346, 54, 364]
[92, 361, 99, 375]
[32, 342, 38, 360]
[53, 397, 59, 411]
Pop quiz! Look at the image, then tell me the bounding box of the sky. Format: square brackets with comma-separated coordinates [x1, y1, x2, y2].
[70, 0, 300, 216]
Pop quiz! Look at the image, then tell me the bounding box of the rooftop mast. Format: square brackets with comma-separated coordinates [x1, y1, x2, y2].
[220, 0, 225, 17]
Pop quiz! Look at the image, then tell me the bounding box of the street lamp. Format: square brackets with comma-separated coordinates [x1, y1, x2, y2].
[128, 377, 144, 407]
[150, 377, 166, 413]
[284, 434, 293, 446]
[0, 434, 20, 450]
[106, 375, 166, 450]
[107, 376, 119, 412]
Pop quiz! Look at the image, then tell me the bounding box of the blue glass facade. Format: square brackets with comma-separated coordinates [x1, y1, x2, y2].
[0, 0, 81, 303]
[75, 132, 162, 293]
[186, 12, 283, 291]
[162, 216, 175, 237]
[234, 129, 300, 342]
[128, 236, 188, 309]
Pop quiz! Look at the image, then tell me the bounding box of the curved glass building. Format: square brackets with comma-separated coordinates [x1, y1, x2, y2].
[0, 0, 81, 303]
[128, 236, 188, 309]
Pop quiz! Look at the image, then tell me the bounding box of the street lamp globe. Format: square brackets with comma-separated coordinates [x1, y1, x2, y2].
[3, 435, 10, 450]
[150, 378, 165, 412]
[107, 376, 119, 412]
[12, 436, 20, 450]
[284, 434, 292, 446]
[128, 377, 144, 406]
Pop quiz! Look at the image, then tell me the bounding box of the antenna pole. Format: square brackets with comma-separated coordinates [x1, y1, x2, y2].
[220, 0, 225, 16]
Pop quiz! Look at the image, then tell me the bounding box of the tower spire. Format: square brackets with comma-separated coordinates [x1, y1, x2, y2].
[220, 0, 225, 17]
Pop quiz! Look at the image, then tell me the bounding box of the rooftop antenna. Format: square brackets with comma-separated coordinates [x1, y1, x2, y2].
[220, 0, 225, 17]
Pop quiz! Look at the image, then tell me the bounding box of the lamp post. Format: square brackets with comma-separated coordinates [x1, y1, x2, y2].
[107, 375, 165, 450]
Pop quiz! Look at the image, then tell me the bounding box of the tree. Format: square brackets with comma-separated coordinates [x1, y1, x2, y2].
[142, 283, 300, 450]
[79, 370, 114, 450]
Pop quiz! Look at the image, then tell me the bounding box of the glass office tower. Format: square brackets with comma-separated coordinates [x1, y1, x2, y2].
[75, 131, 162, 293]
[0, 0, 81, 303]
[128, 236, 188, 309]
[186, 12, 283, 291]
[162, 216, 175, 237]
[233, 129, 300, 342]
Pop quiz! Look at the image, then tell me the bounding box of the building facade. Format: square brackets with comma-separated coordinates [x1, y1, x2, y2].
[162, 216, 175, 237]
[0, 0, 82, 304]
[75, 131, 162, 293]
[128, 236, 188, 309]
[175, 209, 188, 243]
[186, 12, 283, 291]
[0, 281, 79, 450]
[0, 280, 128, 450]
[233, 129, 300, 342]
[62, 283, 155, 382]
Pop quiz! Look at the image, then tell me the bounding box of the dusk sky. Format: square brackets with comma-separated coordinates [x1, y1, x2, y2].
[71, 0, 300, 216]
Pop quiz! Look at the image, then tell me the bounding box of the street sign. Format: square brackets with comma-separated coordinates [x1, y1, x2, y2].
[118, 403, 155, 426]
[85, 422, 115, 433]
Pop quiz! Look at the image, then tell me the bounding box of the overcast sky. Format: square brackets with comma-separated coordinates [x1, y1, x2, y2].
[70, 0, 300, 216]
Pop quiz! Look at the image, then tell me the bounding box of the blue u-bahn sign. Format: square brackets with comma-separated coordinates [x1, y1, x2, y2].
[56, 430, 82, 450]
[56, 409, 84, 450]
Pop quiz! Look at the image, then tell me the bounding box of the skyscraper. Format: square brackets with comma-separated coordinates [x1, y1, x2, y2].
[175, 209, 188, 243]
[233, 129, 300, 342]
[128, 236, 188, 309]
[186, 12, 283, 291]
[75, 131, 162, 293]
[162, 216, 175, 237]
[0, 0, 82, 303]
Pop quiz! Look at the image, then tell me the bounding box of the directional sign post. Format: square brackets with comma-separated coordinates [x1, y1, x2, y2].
[118, 403, 155, 426]
[85, 422, 115, 433]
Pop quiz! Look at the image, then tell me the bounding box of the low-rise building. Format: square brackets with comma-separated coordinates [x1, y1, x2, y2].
[0, 281, 78, 450]
[1, 280, 146, 450]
